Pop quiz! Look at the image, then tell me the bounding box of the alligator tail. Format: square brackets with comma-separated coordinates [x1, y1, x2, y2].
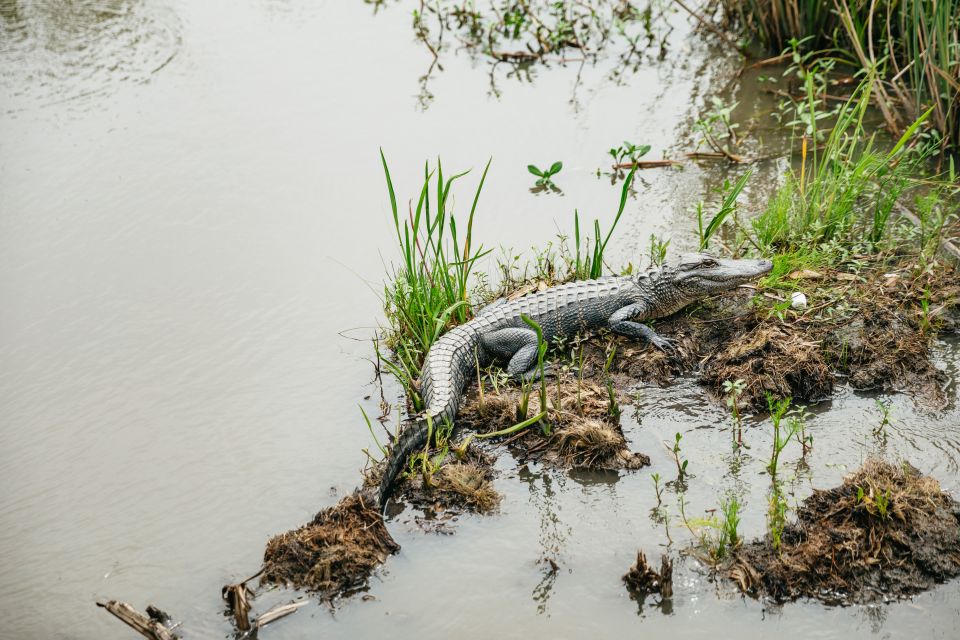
[376, 417, 431, 510]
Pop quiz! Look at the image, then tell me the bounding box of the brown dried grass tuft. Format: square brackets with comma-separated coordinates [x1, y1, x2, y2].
[435, 462, 501, 513]
[261, 492, 399, 598]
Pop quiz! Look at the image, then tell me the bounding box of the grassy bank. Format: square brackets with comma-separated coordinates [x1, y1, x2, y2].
[720, 0, 960, 158]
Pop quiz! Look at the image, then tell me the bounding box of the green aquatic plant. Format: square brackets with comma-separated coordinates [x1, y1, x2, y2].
[652, 472, 664, 507]
[704, 494, 743, 562]
[671, 432, 689, 480]
[571, 165, 637, 279]
[768, 486, 788, 552]
[721, 0, 959, 156]
[748, 77, 935, 257]
[608, 141, 652, 166]
[521, 314, 552, 435]
[528, 161, 563, 188]
[873, 399, 892, 437]
[648, 234, 670, 267]
[766, 394, 799, 478]
[696, 170, 752, 251]
[723, 378, 747, 445]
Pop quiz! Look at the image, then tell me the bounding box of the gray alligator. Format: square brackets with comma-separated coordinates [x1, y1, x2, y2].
[377, 253, 772, 508]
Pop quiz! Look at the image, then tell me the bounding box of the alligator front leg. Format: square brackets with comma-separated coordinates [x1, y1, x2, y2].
[608, 304, 675, 351]
[480, 328, 551, 381]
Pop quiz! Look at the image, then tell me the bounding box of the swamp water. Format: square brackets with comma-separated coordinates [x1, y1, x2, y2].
[1, 1, 958, 638]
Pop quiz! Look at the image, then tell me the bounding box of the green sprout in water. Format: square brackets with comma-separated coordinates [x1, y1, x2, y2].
[528, 161, 563, 189]
[873, 399, 892, 437]
[608, 141, 651, 168]
[671, 432, 689, 480]
[723, 378, 747, 446]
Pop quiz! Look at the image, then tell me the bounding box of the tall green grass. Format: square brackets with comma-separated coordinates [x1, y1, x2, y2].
[571, 165, 637, 279]
[379, 154, 637, 410]
[380, 151, 491, 409]
[748, 77, 933, 255]
[722, 0, 959, 156]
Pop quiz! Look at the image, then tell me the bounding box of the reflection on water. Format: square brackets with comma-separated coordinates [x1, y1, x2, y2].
[520, 466, 571, 615]
[0, 0, 180, 112]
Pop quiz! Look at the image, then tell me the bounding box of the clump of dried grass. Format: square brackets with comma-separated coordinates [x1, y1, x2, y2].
[435, 462, 501, 513]
[458, 373, 649, 471]
[261, 492, 399, 598]
[702, 324, 833, 410]
[728, 460, 960, 604]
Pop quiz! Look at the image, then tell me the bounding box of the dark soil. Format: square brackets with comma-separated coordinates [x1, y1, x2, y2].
[576, 261, 955, 411]
[360, 443, 502, 516]
[260, 492, 399, 598]
[390, 447, 502, 515]
[726, 460, 960, 604]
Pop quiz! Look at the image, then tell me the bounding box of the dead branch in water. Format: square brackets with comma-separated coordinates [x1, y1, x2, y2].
[96, 600, 178, 640]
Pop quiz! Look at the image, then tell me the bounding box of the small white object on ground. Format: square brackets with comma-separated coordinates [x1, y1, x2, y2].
[791, 291, 808, 309]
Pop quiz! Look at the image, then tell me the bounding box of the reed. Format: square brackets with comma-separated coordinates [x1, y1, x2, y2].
[722, 0, 959, 156]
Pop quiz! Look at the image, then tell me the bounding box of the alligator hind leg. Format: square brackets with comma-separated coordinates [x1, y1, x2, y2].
[480, 328, 549, 381]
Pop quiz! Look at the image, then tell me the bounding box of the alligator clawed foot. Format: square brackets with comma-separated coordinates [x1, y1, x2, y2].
[651, 336, 677, 354]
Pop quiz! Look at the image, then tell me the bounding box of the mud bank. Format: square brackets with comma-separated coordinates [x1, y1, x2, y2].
[726, 460, 960, 604]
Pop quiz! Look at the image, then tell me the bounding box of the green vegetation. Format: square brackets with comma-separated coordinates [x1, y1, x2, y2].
[528, 161, 563, 188]
[609, 141, 652, 165]
[670, 432, 689, 481]
[723, 378, 747, 445]
[721, 0, 959, 157]
[380, 152, 491, 410]
[696, 170, 751, 251]
[572, 166, 637, 279]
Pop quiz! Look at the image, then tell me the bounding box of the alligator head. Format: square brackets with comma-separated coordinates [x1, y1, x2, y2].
[640, 253, 773, 316]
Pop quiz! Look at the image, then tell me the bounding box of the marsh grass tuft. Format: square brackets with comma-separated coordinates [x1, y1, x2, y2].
[380, 151, 492, 409]
[721, 0, 959, 157]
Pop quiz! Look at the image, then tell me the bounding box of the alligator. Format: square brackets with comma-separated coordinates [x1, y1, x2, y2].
[376, 253, 772, 508]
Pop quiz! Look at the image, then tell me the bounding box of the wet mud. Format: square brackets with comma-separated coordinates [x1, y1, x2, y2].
[725, 460, 960, 605]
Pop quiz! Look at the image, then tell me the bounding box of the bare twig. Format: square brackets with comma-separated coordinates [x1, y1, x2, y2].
[96, 601, 178, 640]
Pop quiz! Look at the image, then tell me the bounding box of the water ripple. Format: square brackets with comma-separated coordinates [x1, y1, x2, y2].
[0, 0, 181, 114]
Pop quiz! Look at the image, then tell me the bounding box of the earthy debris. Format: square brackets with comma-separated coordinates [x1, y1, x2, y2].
[726, 460, 960, 604]
[222, 570, 260, 632]
[96, 600, 178, 640]
[701, 324, 833, 408]
[623, 550, 673, 603]
[398, 456, 502, 514]
[579, 260, 954, 411]
[457, 373, 649, 471]
[364, 444, 502, 515]
[261, 492, 399, 597]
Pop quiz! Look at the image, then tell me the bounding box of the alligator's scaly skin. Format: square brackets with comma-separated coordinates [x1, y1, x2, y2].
[377, 254, 772, 507]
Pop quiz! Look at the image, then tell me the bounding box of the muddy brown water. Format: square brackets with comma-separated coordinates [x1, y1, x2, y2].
[2, 1, 959, 638]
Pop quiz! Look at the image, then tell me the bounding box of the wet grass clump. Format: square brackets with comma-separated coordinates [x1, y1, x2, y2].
[457, 372, 650, 471]
[374, 445, 503, 516]
[726, 460, 960, 604]
[261, 492, 399, 598]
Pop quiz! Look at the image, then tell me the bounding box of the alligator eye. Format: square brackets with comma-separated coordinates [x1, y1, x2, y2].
[701, 259, 718, 268]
